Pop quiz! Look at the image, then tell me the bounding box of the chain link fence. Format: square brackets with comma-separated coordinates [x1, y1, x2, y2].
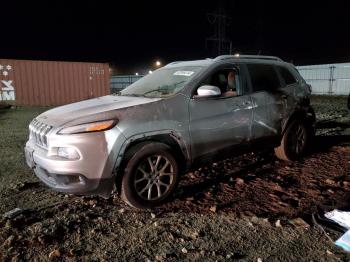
[297, 63, 350, 95]
[110, 75, 143, 94]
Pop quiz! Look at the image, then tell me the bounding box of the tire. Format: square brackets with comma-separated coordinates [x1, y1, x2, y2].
[274, 119, 312, 161]
[120, 142, 180, 209]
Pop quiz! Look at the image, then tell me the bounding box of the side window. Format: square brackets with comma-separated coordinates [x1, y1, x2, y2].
[277, 66, 297, 86]
[247, 64, 281, 92]
[198, 67, 242, 97]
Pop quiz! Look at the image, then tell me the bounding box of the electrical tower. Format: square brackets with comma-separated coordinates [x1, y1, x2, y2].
[206, 1, 232, 56]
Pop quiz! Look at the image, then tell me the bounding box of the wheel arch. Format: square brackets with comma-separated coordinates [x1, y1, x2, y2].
[282, 107, 316, 136]
[113, 131, 189, 194]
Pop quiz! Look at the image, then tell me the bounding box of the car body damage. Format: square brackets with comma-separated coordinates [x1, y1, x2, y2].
[25, 55, 315, 207]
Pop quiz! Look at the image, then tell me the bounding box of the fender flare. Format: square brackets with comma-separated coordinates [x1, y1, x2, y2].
[113, 130, 191, 174]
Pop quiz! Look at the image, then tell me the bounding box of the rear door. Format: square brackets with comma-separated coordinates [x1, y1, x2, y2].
[246, 63, 285, 139]
[275, 65, 299, 115]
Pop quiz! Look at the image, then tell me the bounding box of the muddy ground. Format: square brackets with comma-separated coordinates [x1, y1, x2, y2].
[0, 96, 349, 261]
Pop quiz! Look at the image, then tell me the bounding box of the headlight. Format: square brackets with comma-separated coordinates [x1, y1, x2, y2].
[58, 120, 118, 135]
[57, 147, 80, 160]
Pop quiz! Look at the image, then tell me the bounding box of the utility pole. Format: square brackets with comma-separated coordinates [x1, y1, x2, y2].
[256, 2, 264, 55]
[206, 1, 232, 56]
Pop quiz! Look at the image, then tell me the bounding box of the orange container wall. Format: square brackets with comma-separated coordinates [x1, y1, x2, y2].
[0, 59, 110, 106]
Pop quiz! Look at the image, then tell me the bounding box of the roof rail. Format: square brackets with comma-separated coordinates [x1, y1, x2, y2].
[214, 55, 283, 62]
[166, 61, 185, 66]
[166, 58, 214, 66]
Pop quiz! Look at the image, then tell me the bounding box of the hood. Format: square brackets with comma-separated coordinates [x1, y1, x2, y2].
[36, 95, 161, 126]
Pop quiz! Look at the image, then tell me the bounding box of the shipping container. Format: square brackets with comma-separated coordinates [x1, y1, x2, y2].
[0, 59, 110, 106]
[297, 63, 350, 95]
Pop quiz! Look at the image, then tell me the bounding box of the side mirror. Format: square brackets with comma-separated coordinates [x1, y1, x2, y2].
[196, 85, 221, 98]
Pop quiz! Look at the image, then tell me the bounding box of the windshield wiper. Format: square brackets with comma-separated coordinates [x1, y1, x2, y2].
[142, 81, 186, 96]
[142, 87, 171, 97]
[122, 81, 187, 98]
[120, 93, 145, 97]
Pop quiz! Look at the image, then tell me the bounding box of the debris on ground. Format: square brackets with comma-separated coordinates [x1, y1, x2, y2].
[322, 209, 350, 252]
[48, 249, 61, 259]
[335, 230, 350, 252]
[210, 205, 217, 213]
[2, 208, 26, 219]
[289, 218, 310, 229]
[275, 220, 282, 228]
[325, 210, 350, 229]
[236, 178, 245, 185]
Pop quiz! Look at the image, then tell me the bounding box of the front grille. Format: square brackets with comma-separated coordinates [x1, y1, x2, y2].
[29, 119, 52, 149]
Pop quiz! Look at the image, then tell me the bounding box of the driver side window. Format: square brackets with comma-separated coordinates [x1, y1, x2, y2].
[197, 67, 241, 98]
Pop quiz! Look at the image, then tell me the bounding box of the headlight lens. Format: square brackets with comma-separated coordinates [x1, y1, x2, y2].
[58, 120, 117, 135]
[57, 147, 80, 160]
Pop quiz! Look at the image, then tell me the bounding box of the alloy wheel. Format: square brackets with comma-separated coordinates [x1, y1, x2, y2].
[291, 123, 306, 155]
[134, 155, 174, 201]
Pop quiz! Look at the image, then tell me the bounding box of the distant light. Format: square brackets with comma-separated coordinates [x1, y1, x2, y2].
[155, 60, 161, 67]
[149, 70, 153, 74]
[135, 72, 139, 76]
[233, 53, 240, 57]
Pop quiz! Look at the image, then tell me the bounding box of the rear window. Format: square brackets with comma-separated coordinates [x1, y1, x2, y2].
[247, 64, 281, 92]
[277, 66, 297, 86]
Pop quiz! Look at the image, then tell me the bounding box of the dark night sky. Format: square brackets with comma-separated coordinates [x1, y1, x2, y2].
[1, 0, 349, 74]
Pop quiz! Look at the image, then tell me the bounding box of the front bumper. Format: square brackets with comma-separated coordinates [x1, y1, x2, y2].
[24, 127, 126, 197]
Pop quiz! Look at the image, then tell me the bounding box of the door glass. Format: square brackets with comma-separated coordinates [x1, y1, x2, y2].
[277, 66, 297, 87]
[247, 64, 281, 92]
[198, 67, 241, 97]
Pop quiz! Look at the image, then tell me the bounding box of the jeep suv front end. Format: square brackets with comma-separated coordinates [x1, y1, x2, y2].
[25, 112, 126, 198]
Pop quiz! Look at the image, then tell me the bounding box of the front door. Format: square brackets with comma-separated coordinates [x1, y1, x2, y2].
[188, 65, 253, 160]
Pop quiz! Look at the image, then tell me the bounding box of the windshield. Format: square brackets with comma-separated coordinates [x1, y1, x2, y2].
[120, 66, 203, 98]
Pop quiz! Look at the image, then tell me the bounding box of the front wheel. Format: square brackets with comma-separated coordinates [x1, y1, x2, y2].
[120, 142, 180, 209]
[275, 119, 311, 161]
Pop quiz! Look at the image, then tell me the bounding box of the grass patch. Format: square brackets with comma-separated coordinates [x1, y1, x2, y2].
[0, 107, 49, 190]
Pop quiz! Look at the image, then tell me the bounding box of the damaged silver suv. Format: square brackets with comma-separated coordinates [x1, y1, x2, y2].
[25, 55, 316, 208]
